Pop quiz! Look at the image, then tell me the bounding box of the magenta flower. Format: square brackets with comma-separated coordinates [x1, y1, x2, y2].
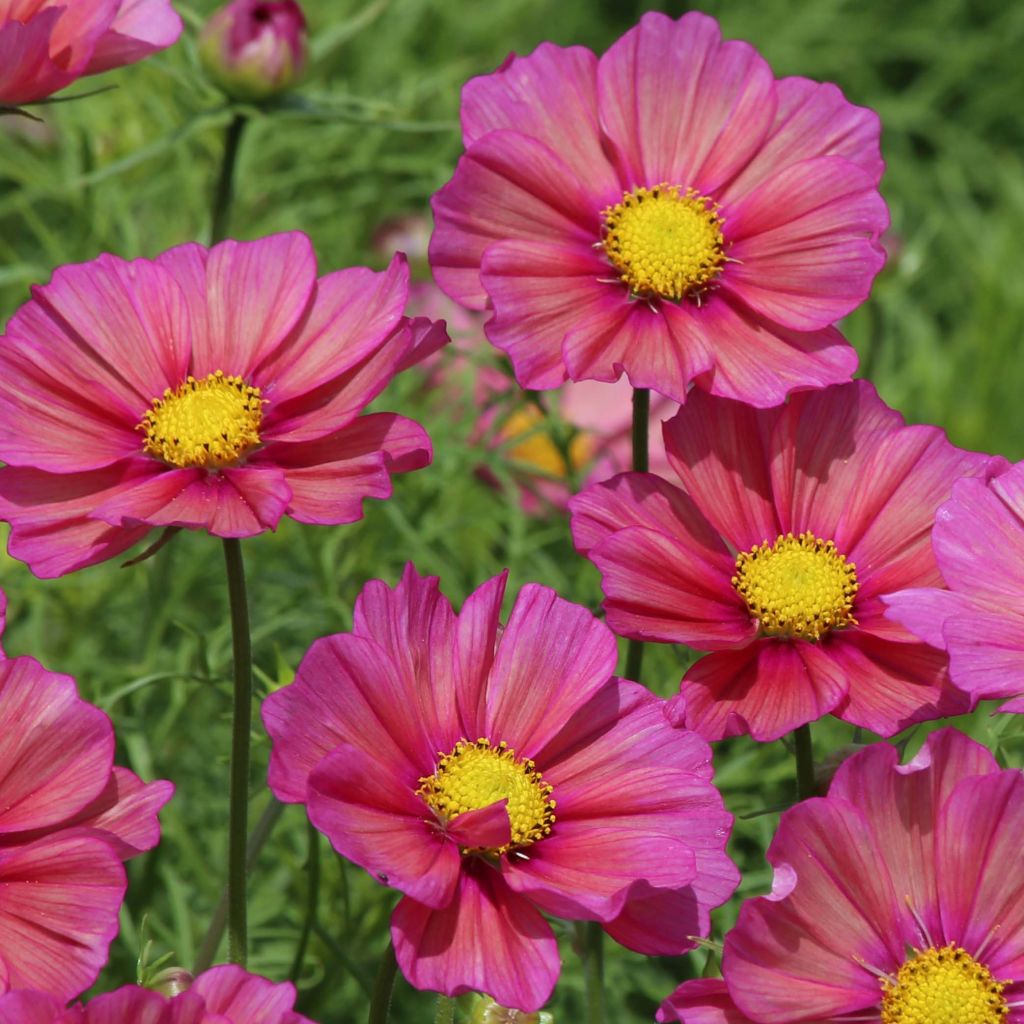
[0, 593, 172, 1000]
[885, 459, 1024, 713]
[430, 11, 887, 407]
[263, 565, 738, 1012]
[0, 0, 182, 107]
[714, 729, 1024, 1023]
[0, 232, 445, 578]
[199, 0, 307, 102]
[658, 979, 752, 1024]
[0, 964, 314, 1022]
[570, 381, 1002, 741]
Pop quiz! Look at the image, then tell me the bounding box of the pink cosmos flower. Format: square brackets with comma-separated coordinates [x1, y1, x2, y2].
[0, 232, 446, 578]
[570, 381, 1002, 741]
[701, 729, 1024, 1023]
[0, 964, 314, 1022]
[430, 11, 888, 407]
[263, 565, 738, 1012]
[0, 591, 172, 1000]
[0, 0, 182, 107]
[885, 459, 1024, 713]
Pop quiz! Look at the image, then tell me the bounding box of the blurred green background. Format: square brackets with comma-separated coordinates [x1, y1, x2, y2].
[1, 0, 1023, 1020]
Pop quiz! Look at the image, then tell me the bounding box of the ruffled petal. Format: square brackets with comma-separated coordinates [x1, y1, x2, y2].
[657, 979, 756, 1024]
[391, 868, 559, 1013]
[84, 0, 183, 75]
[0, 989, 68, 1024]
[190, 964, 310, 1024]
[0, 11, 77, 106]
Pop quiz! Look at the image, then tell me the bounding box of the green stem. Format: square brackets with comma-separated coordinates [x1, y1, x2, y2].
[289, 819, 321, 982]
[579, 920, 606, 1024]
[210, 113, 247, 244]
[434, 995, 456, 1024]
[223, 537, 253, 967]
[367, 940, 399, 1024]
[624, 387, 650, 683]
[794, 723, 815, 802]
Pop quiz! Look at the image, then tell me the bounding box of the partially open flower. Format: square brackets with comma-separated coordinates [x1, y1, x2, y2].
[199, 0, 307, 102]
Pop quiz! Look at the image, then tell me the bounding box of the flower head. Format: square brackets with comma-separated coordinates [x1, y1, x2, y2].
[430, 11, 888, 407]
[0, 964, 314, 1022]
[0, 0, 182, 107]
[263, 565, 737, 1012]
[885, 459, 1024, 713]
[0, 588, 172, 1000]
[199, 0, 307, 102]
[570, 381, 1003, 741]
[0, 232, 446, 578]
[714, 729, 1024, 1023]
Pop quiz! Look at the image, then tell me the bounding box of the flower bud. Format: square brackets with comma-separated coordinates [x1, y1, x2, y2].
[469, 994, 554, 1024]
[198, 0, 307, 102]
[149, 967, 195, 997]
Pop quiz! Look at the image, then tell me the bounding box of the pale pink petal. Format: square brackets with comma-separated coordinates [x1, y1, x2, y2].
[0, 657, 112, 835]
[673, 641, 848, 741]
[663, 390, 779, 550]
[430, 130, 599, 310]
[461, 43, 618, 196]
[254, 256, 409, 405]
[43, 0, 118, 75]
[84, 0, 183, 74]
[190, 964, 311, 1024]
[597, 11, 775, 193]
[0, 11, 76, 106]
[0, 464, 153, 579]
[308, 743, 461, 911]
[724, 157, 887, 331]
[658, 979, 756, 1024]
[391, 869, 559, 1013]
[484, 584, 618, 755]
[0, 834, 125, 1001]
[881, 587, 966, 650]
[942, 604, 1024, 701]
[719, 76, 884, 204]
[725, 799, 904, 1022]
[269, 414, 430, 526]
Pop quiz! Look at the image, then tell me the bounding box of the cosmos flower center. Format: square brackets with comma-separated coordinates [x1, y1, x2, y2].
[501, 406, 592, 479]
[138, 371, 265, 470]
[416, 738, 556, 856]
[880, 944, 1008, 1024]
[601, 183, 726, 301]
[732, 531, 858, 641]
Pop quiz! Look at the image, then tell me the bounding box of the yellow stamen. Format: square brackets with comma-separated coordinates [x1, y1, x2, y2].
[138, 371, 264, 470]
[601, 183, 726, 301]
[732, 531, 858, 641]
[880, 944, 1008, 1024]
[501, 406, 592, 479]
[417, 738, 556, 856]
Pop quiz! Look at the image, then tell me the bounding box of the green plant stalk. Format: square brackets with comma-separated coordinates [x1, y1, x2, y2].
[210, 113, 247, 244]
[289, 819, 321, 981]
[794, 723, 815, 802]
[223, 537, 253, 967]
[367, 940, 399, 1024]
[434, 995, 456, 1024]
[623, 387, 650, 683]
[579, 919, 606, 1024]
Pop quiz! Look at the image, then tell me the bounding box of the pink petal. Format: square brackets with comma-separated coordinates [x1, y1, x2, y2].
[391, 868, 559, 1013]
[658, 979, 756, 1024]
[720, 76, 884, 204]
[597, 11, 775, 193]
[84, 0, 183, 74]
[674, 641, 848, 741]
[42, 0, 118, 72]
[308, 743, 461, 910]
[444, 803, 512, 851]
[450, 572, 507, 739]
[394, 315, 450, 372]
[0, 11, 76, 106]
[881, 587, 966, 650]
[190, 964, 310, 1024]
[0, 463, 153, 578]
[663, 390, 779, 550]
[270, 414, 430, 525]
[484, 583, 618, 756]
[724, 157, 887, 331]
[461, 42, 618, 197]
[0, 834, 125, 1001]
[0, 989, 68, 1024]
[80, 987, 190, 1024]
[0, 657, 112, 835]
[942, 603, 1024, 702]
[430, 130, 599, 310]
[253, 255, 409, 406]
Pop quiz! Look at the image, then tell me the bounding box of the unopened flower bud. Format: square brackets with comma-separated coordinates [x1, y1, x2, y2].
[199, 0, 307, 102]
[469, 994, 554, 1024]
[149, 967, 194, 997]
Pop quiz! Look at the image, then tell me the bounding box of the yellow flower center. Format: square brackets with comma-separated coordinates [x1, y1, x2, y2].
[880, 944, 1008, 1024]
[417, 738, 556, 856]
[138, 371, 264, 470]
[732, 531, 858, 641]
[601, 183, 727, 301]
[501, 406, 592, 479]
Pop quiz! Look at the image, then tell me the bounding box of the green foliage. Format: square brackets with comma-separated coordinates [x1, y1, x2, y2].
[1, 0, 1023, 1020]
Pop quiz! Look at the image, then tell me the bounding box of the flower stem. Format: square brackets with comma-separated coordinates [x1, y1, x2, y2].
[367, 940, 399, 1024]
[289, 819, 321, 982]
[434, 996, 455, 1024]
[223, 537, 253, 967]
[579, 920, 606, 1024]
[794, 723, 815, 801]
[624, 387, 650, 683]
[210, 113, 247, 244]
